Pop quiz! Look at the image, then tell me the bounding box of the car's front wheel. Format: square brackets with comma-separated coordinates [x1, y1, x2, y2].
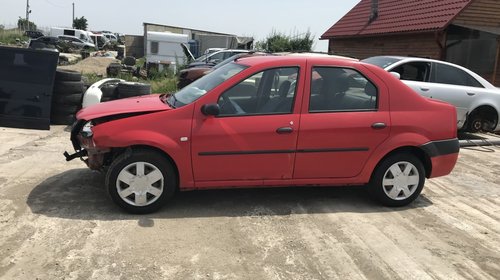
[106, 149, 177, 214]
[369, 153, 425, 207]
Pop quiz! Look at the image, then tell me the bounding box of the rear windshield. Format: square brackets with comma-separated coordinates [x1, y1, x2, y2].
[362, 57, 402, 69]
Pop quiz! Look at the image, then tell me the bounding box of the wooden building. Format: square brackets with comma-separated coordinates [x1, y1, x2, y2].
[321, 0, 500, 85]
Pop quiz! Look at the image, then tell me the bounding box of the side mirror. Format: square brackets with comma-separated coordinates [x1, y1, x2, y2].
[390, 71, 401, 80]
[201, 103, 220, 116]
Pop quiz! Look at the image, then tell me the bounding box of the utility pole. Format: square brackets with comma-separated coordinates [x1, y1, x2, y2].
[72, 3, 75, 28]
[25, 0, 31, 30]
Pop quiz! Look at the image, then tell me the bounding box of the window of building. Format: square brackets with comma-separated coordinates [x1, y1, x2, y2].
[150, 41, 159, 54]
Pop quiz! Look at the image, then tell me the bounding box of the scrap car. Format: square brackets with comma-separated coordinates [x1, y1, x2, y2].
[65, 55, 460, 213]
[363, 56, 500, 133]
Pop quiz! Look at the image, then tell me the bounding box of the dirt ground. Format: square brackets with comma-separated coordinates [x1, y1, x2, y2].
[59, 57, 119, 76]
[0, 126, 499, 280]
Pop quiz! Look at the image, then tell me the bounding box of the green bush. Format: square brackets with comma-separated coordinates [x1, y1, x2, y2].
[256, 30, 314, 53]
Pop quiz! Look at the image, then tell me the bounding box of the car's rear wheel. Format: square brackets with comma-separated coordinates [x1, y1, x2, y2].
[369, 153, 425, 207]
[106, 149, 177, 214]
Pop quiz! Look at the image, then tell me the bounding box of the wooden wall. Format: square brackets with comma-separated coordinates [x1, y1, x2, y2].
[327, 33, 442, 60]
[454, 0, 500, 27]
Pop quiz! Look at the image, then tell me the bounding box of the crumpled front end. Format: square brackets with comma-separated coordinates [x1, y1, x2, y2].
[64, 119, 110, 170]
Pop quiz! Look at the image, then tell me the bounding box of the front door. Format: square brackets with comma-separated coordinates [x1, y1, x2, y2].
[191, 66, 302, 182]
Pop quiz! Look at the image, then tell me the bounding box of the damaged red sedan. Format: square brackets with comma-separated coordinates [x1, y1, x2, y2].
[65, 55, 459, 213]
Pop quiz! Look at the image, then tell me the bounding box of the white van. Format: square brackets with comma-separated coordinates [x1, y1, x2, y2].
[146, 31, 194, 72]
[49, 27, 92, 44]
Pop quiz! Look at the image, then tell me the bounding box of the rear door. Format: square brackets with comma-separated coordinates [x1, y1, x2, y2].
[294, 64, 390, 179]
[427, 62, 486, 124]
[0, 46, 58, 130]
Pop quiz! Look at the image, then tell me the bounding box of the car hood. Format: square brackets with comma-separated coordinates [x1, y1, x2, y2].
[76, 94, 172, 120]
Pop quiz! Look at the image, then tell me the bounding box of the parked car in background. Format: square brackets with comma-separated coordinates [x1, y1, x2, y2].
[28, 36, 60, 52]
[49, 27, 93, 44]
[178, 52, 266, 88]
[58, 35, 96, 49]
[363, 56, 500, 132]
[203, 48, 224, 55]
[24, 30, 44, 39]
[187, 49, 251, 68]
[103, 33, 118, 43]
[65, 55, 459, 213]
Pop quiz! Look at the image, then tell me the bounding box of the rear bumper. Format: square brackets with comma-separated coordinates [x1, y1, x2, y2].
[420, 138, 459, 178]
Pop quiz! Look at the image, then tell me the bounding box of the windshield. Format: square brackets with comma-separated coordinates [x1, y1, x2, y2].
[195, 53, 211, 62]
[169, 62, 248, 107]
[362, 56, 402, 69]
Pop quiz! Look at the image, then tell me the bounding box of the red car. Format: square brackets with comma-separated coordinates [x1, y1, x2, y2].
[65, 55, 459, 213]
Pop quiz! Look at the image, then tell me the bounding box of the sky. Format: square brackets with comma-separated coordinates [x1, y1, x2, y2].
[0, 0, 360, 51]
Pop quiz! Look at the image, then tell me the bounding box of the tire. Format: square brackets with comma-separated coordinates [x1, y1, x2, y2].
[369, 153, 425, 207]
[123, 56, 136, 66]
[117, 82, 151, 98]
[50, 114, 76, 125]
[53, 81, 85, 95]
[466, 113, 487, 133]
[55, 69, 82, 82]
[105, 149, 177, 214]
[51, 104, 80, 115]
[106, 63, 122, 77]
[52, 93, 83, 105]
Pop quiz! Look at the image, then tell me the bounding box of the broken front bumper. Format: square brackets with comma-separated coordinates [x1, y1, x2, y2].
[64, 119, 109, 170]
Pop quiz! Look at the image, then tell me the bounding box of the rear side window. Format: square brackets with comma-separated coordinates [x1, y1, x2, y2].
[431, 63, 483, 88]
[309, 67, 377, 112]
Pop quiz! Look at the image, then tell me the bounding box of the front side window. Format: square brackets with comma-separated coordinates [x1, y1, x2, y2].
[218, 67, 299, 116]
[431, 63, 483, 88]
[170, 62, 247, 107]
[391, 62, 431, 82]
[309, 67, 377, 112]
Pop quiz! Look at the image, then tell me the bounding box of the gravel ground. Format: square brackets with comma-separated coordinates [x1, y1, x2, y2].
[0, 126, 499, 279]
[59, 57, 119, 76]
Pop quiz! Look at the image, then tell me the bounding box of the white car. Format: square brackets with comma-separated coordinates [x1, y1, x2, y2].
[363, 56, 500, 132]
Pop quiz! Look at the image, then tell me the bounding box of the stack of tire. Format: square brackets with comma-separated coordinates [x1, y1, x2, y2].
[116, 82, 151, 99]
[51, 69, 84, 125]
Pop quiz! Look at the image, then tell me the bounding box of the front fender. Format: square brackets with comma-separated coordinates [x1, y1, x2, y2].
[89, 107, 195, 188]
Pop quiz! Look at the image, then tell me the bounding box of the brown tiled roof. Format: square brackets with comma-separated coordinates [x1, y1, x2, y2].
[321, 0, 473, 39]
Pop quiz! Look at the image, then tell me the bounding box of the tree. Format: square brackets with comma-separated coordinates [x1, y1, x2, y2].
[73, 16, 88, 30]
[17, 17, 37, 31]
[256, 30, 314, 53]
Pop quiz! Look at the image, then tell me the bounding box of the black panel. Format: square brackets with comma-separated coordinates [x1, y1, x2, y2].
[0, 46, 58, 130]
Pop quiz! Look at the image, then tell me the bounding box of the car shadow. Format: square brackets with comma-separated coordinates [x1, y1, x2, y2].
[458, 132, 488, 140]
[27, 168, 433, 222]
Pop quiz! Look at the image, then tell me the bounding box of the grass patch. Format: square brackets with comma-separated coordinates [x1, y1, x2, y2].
[0, 29, 29, 45]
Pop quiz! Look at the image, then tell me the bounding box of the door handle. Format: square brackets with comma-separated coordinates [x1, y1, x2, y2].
[467, 92, 476, 96]
[276, 127, 293, 134]
[371, 122, 387, 129]
[420, 87, 430, 92]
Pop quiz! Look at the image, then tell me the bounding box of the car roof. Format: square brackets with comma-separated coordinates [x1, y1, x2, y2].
[234, 55, 360, 67]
